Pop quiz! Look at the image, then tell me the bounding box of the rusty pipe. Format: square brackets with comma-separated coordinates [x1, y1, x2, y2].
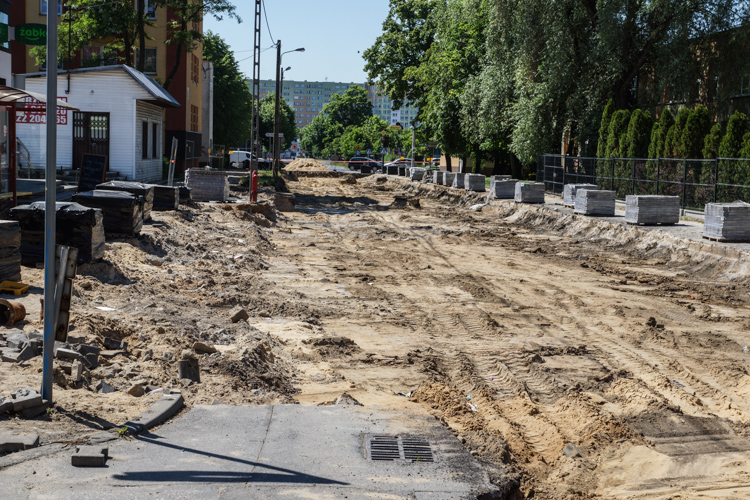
[0, 299, 26, 326]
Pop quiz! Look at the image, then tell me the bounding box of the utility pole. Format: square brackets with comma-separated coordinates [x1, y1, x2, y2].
[272, 40, 281, 179]
[41, 0, 59, 402]
[410, 122, 416, 171]
[249, 0, 261, 200]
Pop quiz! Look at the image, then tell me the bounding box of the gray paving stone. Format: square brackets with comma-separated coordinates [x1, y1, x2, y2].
[0, 433, 40, 453]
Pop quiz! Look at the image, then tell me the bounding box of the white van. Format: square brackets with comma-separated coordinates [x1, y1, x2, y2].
[229, 150, 253, 167]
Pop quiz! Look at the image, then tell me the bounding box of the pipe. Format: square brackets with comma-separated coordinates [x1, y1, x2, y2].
[0, 299, 27, 326]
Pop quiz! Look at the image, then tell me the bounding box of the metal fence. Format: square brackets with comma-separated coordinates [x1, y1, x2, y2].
[537, 154, 750, 211]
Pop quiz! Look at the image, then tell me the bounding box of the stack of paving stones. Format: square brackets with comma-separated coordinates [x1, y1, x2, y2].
[574, 189, 616, 216]
[703, 201, 750, 241]
[9, 202, 106, 263]
[148, 185, 179, 211]
[625, 195, 680, 225]
[514, 182, 545, 203]
[179, 186, 192, 203]
[564, 183, 598, 207]
[72, 190, 144, 236]
[443, 172, 457, 187]
[451, 173, 466, 189]
[96, 181, 155, 219]
[489, 178, 518, 199]
[464, 174, 486, 192]
[399, 166, 409, 176]
[0, 221, 22, 282]
[421, 171, 433, 183]
[410, 168, 426, 181]
[185, 168, 230, 202]
[433, 171, 445, 184]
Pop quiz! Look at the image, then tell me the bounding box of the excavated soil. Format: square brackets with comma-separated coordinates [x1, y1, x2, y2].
[4, 175, 750, 499]
[283, 158, 330, 172]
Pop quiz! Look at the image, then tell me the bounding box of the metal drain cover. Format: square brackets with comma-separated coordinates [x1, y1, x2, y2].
[365, 434, 435, 462]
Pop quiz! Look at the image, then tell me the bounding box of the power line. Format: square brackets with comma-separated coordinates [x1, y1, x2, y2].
[261, 0, 275, 46]
[237, 45, 274, 63]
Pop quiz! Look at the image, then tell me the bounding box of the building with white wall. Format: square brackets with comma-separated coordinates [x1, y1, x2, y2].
[16, 65, 179, 182]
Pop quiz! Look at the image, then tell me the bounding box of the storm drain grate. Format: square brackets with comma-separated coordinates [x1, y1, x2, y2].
[366, 434, 435, 462]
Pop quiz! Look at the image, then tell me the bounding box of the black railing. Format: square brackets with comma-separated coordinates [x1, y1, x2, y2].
[536, 154, 750, 211]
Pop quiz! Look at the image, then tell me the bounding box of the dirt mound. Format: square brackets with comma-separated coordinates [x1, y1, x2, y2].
[284, 159, 329, 172]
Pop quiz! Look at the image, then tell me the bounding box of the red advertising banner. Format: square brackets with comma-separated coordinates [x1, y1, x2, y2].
[16, 96, 68, 125]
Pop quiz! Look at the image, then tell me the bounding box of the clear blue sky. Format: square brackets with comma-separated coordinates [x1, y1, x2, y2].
[204, 1, 391, 83]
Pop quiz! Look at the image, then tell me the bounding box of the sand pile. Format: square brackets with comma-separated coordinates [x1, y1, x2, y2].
[283, 159, 330, 172]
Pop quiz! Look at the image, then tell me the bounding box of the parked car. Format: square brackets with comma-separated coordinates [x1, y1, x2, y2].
[347, 156, 381, 172]
[384, 158, 413, 168]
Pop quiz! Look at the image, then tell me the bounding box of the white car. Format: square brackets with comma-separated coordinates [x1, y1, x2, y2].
[229, 150, 270, 168]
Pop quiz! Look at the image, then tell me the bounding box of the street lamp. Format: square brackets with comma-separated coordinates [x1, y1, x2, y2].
[273, 43, 305, 178]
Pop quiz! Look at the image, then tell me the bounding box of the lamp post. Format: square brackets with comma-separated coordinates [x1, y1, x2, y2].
[273, 43, 304, 178]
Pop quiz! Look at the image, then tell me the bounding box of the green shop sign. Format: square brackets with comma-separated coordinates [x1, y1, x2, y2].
[0, 24, 8, 45]
[16, 24, 47, 45]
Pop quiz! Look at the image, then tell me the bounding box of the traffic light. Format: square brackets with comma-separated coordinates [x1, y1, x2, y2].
[383, 135, 389, 148]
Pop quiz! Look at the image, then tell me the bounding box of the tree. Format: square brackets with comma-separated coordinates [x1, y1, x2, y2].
[719, 111, 749, 158]
[322, 87, 374, 129]
[202, 31, 252, 147]
[259, 93, 297, 152]
[156, 0, 238, 91]
[597, 100, 615, 158]
[606, 110, 631, 158]
[649, 109, 675, 158]
[648, 122, 661, 159]
[363, 0, 437, 111]
[625, 109, 653, 158]
[703, 123, 722, 159]
[681, 105, 711, 160]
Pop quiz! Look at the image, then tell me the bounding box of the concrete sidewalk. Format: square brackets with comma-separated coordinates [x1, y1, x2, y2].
[0, 404, 506, 499]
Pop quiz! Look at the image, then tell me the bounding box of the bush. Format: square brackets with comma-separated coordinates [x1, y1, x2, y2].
[649, 109, 674, 158]
[681, 105, 710, 159]
[625, 109, 653, 158]
[703, 123, 722, 159]
[719, 111, 749, 158]
[648, 122, 660, 159]
[606, 110, 631, 158]
[597, 99, 615, 158]
[667, 107, 692, 158]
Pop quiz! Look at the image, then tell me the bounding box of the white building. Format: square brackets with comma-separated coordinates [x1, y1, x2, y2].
[16, 65, 179, 182]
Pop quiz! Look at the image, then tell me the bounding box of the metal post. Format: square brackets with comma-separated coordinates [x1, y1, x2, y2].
[714, 157, 719, 203]
[610, 158, 615, 191]
[410, 125, 415, 171]
[632, 160, 636, 195]
[42, 0, 59, 402]
[249, 0, 261, 200]
[272, 41, 281, 179]
[656, 158, 660, 195]
[682, 160, 688, 211]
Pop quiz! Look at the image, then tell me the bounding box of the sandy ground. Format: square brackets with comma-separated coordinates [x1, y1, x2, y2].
[3, 174, 750, 499]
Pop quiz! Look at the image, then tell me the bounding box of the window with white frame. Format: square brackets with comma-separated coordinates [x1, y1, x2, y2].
[0, 12, 8, 50]
[81, 46, 116, 67]
[40, 0, 62, 15]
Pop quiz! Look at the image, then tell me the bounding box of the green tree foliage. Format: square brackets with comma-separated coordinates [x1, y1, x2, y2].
[202, 31, 252, 148]
[606, 110, 631, 158]
[34, 0, 238, 90]
[665, 108, 692, 158]
[597, 100, 616, 158]
[648, 122, 661, 159]
[703, 123, 722, 159]
[625, 110, 653, 158]
[649, 110, 675, 158]
[259, 93, 297, 151]
[741, 132, 750, 159]
[322, 87, 374, 129]
[679, 105, 711, 160]
[719, 111, 749, 158]
[364, 0, 744, 167]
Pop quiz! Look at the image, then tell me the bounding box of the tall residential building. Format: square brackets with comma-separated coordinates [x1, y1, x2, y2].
[0, 0, 10, 85]
[366, 84, 419, 127]
[253, 79, 419, 128]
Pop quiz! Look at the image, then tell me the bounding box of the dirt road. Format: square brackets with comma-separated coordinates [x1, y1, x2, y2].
[4, 173, 750, 499]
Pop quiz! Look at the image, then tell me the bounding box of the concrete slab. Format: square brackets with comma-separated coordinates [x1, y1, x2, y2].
[0, 405, 501, 499]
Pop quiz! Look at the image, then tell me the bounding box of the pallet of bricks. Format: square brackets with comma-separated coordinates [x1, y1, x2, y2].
[703, 201, 750, 242]
[625, 195, 679, 225]
[0, 221, 22, 282]
[563, 184, 598, 208]
[489, 176, 517, 199]
[574, 189, 615, 216]
[186, 169, 229, 202]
